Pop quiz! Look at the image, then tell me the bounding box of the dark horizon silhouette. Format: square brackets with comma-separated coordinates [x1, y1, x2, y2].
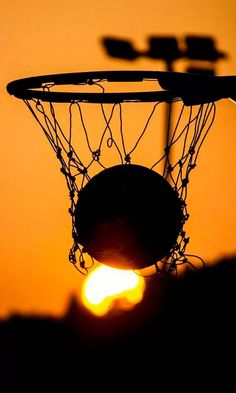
[1, 254, 235, 391]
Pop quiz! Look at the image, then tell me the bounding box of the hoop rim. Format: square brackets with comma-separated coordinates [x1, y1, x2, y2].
[6, 70, 236, 105]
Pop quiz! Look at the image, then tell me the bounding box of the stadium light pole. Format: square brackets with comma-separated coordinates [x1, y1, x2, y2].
[101, 35, 227, 177]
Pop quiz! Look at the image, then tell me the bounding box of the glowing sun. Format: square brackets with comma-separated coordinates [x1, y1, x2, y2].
[81, 265, 146, 316]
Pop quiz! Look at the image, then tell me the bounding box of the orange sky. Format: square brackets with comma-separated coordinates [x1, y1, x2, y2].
[0, 0, 235, 318]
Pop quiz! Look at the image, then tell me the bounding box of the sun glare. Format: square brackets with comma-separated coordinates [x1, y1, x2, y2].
[81, 265, 146, 316]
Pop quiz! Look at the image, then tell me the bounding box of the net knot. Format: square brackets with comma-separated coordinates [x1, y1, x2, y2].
[182, 177, 189, 187]
[68, 207, 75, 216]
[168, 260, 177, 272]
[173, 243, 180, 251]
[68, 173, 76, 182]
[183, 213, 190, 222]
[167, 164, 173, 173]
[60, 167, 67, 175]
[69, 190, 75, 198]
[92, 149, 101, 161]
[67, 150, 73, 159]
[79, 167, 88, 175]
[189, 147, 195, 156]
[125, 154, 131, 164]
[87, 78, 94, 85]
[164, 145, 170, 154]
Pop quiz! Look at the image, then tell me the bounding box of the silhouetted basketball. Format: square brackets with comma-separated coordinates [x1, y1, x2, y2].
[75, 164, 184, 270]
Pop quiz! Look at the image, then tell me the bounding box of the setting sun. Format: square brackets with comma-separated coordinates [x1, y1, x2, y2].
[81, 265, 146, 316]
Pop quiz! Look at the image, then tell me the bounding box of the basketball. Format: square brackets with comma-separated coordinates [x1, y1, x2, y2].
[74, 164, 184, 270]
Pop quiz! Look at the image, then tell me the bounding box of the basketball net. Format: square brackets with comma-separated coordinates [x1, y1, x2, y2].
[23, 83, 216, 274]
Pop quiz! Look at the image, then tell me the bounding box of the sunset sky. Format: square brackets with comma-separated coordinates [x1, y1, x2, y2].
[0, 0, 235, 318]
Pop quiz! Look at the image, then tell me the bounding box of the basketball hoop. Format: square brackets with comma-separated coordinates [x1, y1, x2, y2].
[6, 71, 236, 274]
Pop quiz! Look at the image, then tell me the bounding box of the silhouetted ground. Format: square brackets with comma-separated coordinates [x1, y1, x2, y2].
[1, 255, 235, 391]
